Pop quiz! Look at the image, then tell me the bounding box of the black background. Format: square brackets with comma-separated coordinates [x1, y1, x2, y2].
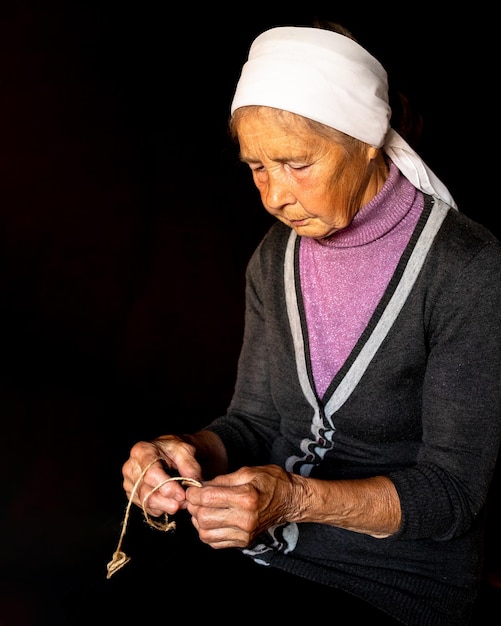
[0, 3, 498, 624]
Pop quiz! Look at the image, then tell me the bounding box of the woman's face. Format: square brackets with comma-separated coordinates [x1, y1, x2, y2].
[235, 107, 383, 239]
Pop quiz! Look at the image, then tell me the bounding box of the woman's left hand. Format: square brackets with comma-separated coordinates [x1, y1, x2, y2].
[185, 464, 300, 548]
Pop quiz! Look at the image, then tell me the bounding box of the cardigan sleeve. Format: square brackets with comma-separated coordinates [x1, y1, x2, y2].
[206, 228, 284, 471]
[389, 231, 501, 541]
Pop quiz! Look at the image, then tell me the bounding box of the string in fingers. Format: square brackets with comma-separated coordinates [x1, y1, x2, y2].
[106, 459, 202, 579]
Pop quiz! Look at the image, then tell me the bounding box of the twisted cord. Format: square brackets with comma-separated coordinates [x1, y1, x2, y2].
[106, 458, 202, 579]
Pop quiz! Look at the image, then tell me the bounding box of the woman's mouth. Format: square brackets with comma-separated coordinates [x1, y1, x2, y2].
[289, 217, 309, 226]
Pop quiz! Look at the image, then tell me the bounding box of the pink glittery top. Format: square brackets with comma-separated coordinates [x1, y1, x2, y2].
[300, 162, 424, 398]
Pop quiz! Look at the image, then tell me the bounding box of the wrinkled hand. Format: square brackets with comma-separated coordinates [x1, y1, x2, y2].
[122, 435, 203, 518]
[185, 464, 300, 549]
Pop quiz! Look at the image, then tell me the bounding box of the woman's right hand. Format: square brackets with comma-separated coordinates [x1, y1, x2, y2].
[122, 435, 203, 518]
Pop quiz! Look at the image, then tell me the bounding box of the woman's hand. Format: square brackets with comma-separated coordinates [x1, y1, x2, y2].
[184, 464, 301, 548]
[122, 435, 203, 518]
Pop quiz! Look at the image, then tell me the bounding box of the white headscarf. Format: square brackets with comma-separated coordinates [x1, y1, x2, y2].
[230, 26, 457, 209]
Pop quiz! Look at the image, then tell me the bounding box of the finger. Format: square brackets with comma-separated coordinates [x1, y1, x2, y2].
[153, 436, 203, 482]
[141, 476, 197, 513]
[125, 460, 186, 512]
[186, 483, 249, 509]
[192, 518, 250, 549]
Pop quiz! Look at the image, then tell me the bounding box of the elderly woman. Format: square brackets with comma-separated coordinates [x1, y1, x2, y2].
[118, 22, 501, 625]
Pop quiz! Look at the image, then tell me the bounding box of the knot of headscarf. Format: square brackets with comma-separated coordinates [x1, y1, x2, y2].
[230, 26, 457, 210]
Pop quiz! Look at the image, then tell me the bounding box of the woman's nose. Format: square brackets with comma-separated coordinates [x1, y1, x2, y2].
[264, 172, 295, 210]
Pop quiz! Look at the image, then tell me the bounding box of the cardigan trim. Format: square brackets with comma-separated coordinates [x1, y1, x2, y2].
[284, 198, 450, 475]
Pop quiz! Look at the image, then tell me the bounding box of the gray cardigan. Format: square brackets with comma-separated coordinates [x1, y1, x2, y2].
[207, 197, 501, 625]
